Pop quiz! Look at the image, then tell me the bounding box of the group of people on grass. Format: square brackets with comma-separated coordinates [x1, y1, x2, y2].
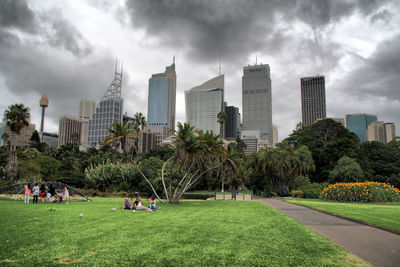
[24, 184, 69, 205]
[122, 196, 159, 212]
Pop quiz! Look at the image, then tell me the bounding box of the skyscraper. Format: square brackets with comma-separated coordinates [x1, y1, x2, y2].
[147, 61, 176, 131]
[224, 105, 240, 140]
[367, 121, 385, 143]
[384, 122, 396, 144]
[88, 64, 123, 147]
[79, 100, 95, 146]
[242, 64, 272, 144]
[185, 75, 224, 134]
[58, 115, 81, 147]
[346, 113, 377, 142]
[301, 75, 326, 125]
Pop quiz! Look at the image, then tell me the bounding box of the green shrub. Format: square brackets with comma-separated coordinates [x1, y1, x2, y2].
[302, 183, 327, 198]
[290, 190, 303, 198]
[321, 182, 400, 202]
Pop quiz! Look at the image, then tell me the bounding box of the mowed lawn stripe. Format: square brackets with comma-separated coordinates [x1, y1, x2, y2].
[0, 199, 369, 266]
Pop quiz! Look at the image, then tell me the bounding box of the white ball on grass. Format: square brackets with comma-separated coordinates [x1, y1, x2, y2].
[111, 208, 116, 211]
[79, 213, 83, 218]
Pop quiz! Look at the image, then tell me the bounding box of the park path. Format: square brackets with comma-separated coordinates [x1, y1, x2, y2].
[258, 198, 400, 267]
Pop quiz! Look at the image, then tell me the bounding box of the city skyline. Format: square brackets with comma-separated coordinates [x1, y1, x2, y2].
[1, 0, 399, 141]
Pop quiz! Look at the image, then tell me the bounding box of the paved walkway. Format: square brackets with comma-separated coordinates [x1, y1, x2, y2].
[258, 198, 400, 267]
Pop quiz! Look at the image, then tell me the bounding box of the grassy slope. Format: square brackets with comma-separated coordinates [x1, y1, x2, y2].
[0, 199, 369, 266]
[286, 199, 400, 233]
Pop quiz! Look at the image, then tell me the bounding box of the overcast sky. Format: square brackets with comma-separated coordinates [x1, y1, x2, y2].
[1, 0, 399, 141]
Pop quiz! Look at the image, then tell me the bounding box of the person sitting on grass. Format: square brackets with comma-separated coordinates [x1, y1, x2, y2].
[134, 196, 153, 212]
[149, 197, 160, 210]
[122, 198, 134, 210]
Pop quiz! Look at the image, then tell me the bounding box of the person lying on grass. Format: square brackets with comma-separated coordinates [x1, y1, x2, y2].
[134, 196, 153, 212]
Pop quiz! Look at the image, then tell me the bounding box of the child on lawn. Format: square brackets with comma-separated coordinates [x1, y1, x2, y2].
[24, 184, 31, 204]
[150, 197, 156, 210]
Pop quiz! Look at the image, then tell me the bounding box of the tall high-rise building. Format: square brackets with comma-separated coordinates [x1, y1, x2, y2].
[185, 75, 224, 134]
[273, 125, 278, 146]
[242, 64, 272, 144]
[147, 61, 176, 131]
[346, 114, 377, 142]
[88, 64, 123, 147]
[367, 121, 385, 143]
[138, 128, 156, 154]
[384, 122, 396, 144]
[79, 100, 96, 146]
[58, 115, 82, 147]
[301, 75, 326, 125]
[224, 105, 240, 140]
[367, 121, 396, 144]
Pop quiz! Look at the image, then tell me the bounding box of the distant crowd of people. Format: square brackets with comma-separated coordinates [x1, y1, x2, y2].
[122, 196, 159, 212]
[24, 183, 70, 204]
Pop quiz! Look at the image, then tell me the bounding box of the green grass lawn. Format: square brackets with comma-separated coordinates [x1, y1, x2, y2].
[0, 198, 369, 266]
[286, 198, 400, 233]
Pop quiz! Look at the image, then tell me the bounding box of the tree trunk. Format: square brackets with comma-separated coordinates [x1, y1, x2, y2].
[7, 150, 17, 180]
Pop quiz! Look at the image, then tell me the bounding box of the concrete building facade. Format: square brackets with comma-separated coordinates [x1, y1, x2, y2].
[79, 100, 96, 146]
[384, 123, 396, 144]
[58, 115, 82, 147]
[242, 64, 272, 144]
[185, 75, 224, 134]
[4, 124, 36, 148]
[301, 76, 326, 125]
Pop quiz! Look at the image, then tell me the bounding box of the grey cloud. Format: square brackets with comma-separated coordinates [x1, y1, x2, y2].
[342, 34, 400, 101]
[124, 0, 384, 66]
[0, 38, 121, 130]
[0, 0, 36, 32]
[370, 9, 392, 24]
[40, 10, 93, 57]
[0, 0, 92, 57]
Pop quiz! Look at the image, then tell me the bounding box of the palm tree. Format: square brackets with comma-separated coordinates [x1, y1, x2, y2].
[103, 121, 136, 154]
[220, 146, 242, 198]
[133, 112, 146, 131]
[217, 110, 227, 139]
[5, 103, 30, 180]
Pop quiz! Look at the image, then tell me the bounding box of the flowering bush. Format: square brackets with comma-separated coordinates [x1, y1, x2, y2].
[320, 182, 400, 202]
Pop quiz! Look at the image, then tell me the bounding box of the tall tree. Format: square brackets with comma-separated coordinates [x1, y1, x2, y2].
[133, 112, 147, 131]
[284, 118, 361, 182]
[220, 146, 242, 198]
[103, 121, 136, 154]
[5, 104, 30, 180]
[217, 110, 227, 138]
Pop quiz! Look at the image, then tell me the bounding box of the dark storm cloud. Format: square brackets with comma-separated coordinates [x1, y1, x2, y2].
[370, 9, 392, 24]
[124, 0, 385, 65]
[0, 0, 92, 57]
[40, 10, 93, 57]
[0, 0, 117, 130]
[0, 0, 37, 33]
[341, 34, 400, 101]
